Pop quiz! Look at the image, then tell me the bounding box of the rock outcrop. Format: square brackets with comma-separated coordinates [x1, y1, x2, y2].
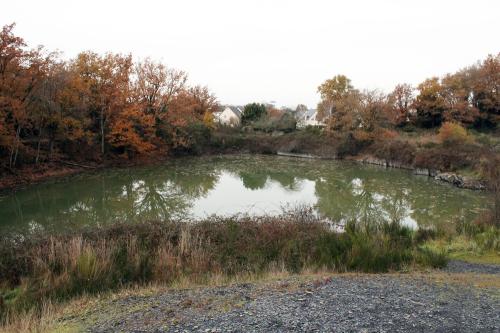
[356, 155, 486, 191]
[434, 172, 486, 190]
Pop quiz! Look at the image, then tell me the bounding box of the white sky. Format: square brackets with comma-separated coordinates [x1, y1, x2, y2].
[1, 0, 499, 108]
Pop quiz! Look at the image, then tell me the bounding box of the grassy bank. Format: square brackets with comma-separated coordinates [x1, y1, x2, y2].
[0, 212, 447, 324]
[204, 127, 499, 185]
[422, 213, 500, 265]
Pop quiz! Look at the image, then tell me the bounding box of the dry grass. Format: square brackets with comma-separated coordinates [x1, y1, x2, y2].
[1, 214, 447, 327]
[398, 130, 440, 147]
[0, 300, 79, 333]
[0, 268, 295, 333]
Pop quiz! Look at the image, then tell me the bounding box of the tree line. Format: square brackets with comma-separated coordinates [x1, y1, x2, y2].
[316, 53, 499, 135]
[0, 23, 218, 169]
[2, 22, 498, 171]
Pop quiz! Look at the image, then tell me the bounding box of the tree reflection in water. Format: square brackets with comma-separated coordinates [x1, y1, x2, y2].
[0, 155, 490, 234]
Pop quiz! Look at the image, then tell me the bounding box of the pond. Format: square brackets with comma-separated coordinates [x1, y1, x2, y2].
[0, 155, 491, 234]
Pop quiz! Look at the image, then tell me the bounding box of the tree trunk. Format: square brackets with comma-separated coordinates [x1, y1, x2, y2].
[100, 109, 105, 159]
[9, 126, 21, 168]
[49, 138, 54, 160]
[35, 127, 43, 165]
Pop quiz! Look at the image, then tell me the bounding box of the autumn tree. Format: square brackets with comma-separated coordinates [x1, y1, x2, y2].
[186, 85, 219, 118]
[317, 75, 354, 104]
[413, 77, 447, 128]
[387, 83, 414, 126]
[471, 54, 499, 128]
[107, 103, 155, 157]
[358, 90, 391, 133]
[71, 52, 136, 158]
[322, 91, 362, 132]
[0, 23, 25, 165]
[0, 23, 55, 167]
[45, 63, 93, 158]
[0, 23, 222, 168]
[317, 75, 361, 132]
[160, 86, 218, 149]
[134, 58, 187, 120]
[411, 54, 498, 129]
[317, 75, 359, 130]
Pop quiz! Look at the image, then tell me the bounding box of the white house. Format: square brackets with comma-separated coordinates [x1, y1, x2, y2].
[296, 109, 324, 128]
[214, 106, 243, 126]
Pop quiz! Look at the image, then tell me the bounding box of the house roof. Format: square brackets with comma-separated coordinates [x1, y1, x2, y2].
[307, 109, 317, 118]
[227, 106, 242, 117]
[215, 105, 242, 117]
[294, 109, 315, 120]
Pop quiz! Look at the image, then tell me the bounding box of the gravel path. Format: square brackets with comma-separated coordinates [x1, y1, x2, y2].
[77, 270, 500, 333]
[444, 260, 500, 275]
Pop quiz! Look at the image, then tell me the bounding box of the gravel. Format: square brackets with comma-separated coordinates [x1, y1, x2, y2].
[79, 268, 499, 333]
[444, 260, 500, 275]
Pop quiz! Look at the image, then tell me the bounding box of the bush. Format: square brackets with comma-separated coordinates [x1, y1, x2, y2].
[336, 133, 370, 157]
[373, 140, 416, 165]
[166, 122, 212, 155]
[252, 113, 297, 133]
[455, 212, 500, 252]
[415, 247, 448, 268]
[480, 155, 500, 226]
[438, 122, 473, 146]
[413, 228, 439, 244]
[414, 145, 480, 171]
[302, 125, 324, 136]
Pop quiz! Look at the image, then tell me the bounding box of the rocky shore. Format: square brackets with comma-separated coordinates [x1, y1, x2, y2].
[274, 152, 487, 191]
[353, 155, 486, 191]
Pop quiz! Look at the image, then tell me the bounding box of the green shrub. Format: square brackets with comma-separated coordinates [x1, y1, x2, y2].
[415, 247, 448, 268]
[302, 125, 324, 136]
[251, 113, 297, 133]
[241, 103, 267, 125]
[413, 228, 439, 244]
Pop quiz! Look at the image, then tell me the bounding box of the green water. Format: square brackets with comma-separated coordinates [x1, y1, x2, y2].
[0, 155, 491, 234]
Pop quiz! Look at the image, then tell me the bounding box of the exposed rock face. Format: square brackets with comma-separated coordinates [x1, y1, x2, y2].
[387, 160, 413, 170]
[361, 157, 387, 167]
[413, 168, 430, 176]
[287, 153, 487, 191]
[429, 169, 439, 177]
[460, 176, 487, 191]
[435, 172, 486, 190]
[435, 172, 462, 186]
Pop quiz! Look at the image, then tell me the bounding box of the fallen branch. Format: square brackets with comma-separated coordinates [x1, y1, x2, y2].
[55, 160, 97, 169]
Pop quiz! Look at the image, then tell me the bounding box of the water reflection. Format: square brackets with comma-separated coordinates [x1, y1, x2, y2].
[0, 155, 490, 234]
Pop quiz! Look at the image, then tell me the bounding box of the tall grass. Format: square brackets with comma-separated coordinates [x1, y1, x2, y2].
[0, 212, 445, 323]
[411, 153, 500, 262]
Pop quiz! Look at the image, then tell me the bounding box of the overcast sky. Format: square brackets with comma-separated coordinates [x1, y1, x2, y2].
[2, 0, 499, 108]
